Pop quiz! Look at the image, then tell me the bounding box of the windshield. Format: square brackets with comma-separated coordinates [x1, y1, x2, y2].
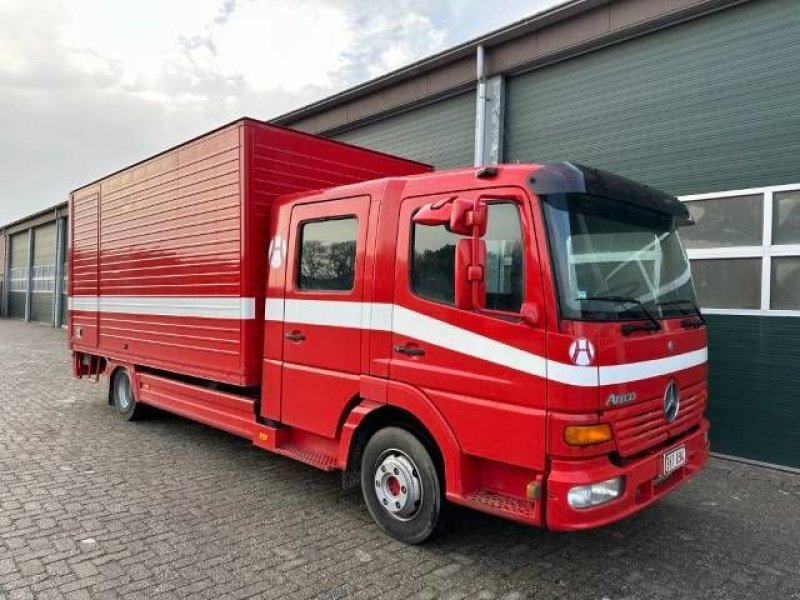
[542, 193, 698, 322]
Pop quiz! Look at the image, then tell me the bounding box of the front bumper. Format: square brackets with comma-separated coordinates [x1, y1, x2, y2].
[545, 419, 709, 531]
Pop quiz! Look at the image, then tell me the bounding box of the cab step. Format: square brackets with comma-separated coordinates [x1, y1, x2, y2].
[275, 445, 338, 471]
[462, 490, 537, 520]
[252, 425, 339, 471]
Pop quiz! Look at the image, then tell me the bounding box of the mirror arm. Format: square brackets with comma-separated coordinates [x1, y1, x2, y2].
[469, 195, 487, 309]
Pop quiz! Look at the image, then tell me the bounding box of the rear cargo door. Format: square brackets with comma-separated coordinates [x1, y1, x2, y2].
[280, 196, 370, 438]
[69, 192, 100, 347]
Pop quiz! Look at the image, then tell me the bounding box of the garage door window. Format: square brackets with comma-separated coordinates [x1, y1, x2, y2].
[680, 184, 800, 315]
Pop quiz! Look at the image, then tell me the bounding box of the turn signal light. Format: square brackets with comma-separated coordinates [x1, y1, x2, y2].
[564, 423, 612, 446]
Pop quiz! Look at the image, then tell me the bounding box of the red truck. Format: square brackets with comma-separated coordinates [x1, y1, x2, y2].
[69, 118, 709, 543]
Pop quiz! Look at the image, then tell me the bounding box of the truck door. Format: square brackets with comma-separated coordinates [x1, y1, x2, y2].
[279, 196, 371, 438]
[389, 190, 549, 472]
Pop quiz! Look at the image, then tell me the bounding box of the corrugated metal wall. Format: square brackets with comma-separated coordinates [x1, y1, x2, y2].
[8, 232, 28, 319]
[331, 92, 476, 169]
[505, 0, 800, 196]
[706, 315, 800, 468]
[30, 223, 56, 323]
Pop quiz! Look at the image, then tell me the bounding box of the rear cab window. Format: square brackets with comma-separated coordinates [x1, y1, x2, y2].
[297, 217, 358, 291]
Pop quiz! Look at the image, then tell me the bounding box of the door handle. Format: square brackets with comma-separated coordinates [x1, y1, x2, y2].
[284, 331, 306, 342]
[394, 343, 425, 357]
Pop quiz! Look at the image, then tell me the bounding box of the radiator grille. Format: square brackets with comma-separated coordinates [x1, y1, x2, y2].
[611, 383, 706, 457]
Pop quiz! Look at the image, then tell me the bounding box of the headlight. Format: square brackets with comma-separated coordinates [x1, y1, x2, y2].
[567, 477, 624, 509]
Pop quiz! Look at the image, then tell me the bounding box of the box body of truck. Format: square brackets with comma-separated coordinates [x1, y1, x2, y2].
[68, 119, 430, 386]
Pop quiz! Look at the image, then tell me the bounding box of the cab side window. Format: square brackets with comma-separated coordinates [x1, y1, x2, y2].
[298, 217, 358, 291]
[411, 223, 457, 304]
[411, 202, 525, 312]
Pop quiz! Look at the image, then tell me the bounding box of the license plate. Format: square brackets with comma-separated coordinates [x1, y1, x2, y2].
[662, 445, 686, 476]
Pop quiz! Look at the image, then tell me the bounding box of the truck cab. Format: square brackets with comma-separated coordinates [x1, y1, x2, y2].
[257, 161, 709, 541]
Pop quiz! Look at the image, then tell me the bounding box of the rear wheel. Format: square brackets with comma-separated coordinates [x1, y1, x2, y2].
[360, 427, 445, 544]
[111, 368, 142, 421]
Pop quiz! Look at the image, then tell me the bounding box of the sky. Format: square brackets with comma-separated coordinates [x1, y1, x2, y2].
[0, 0, 563, 225]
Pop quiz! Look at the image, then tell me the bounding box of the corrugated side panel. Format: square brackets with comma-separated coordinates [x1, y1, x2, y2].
[505, 0, 800, 195]
[330, 91, 476, 169]
[241, 121, 432, 378]
[93, 124, 246, 382]
[705, 315, 800, 469]
[69, 119, 430, 386]
[70, 189, 99, 345]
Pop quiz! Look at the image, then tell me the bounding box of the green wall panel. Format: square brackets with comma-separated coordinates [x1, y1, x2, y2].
[9, 232, 28, 269]
[331, 91, 476, 169]
[33, 223, 55, 266]
[505, 0, 800, 196]
[705, 314, 800, 468]
[8, 293, 25, 319]
[30, 294, 53, 323]
[8, 232, 28, 319]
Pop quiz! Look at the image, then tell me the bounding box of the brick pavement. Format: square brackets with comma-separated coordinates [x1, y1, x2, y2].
[1, 319, 799, 599]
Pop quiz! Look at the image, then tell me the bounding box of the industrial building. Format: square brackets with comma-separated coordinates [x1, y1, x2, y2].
[1, 0, 797, 468]
[1, 203, 68, 327]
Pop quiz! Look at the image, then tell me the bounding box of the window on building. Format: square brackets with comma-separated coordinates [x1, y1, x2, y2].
[297, 217, 357, 291]
[9, 267, 28, 292]
[770, 257, 800, 310]
[690, 259, 761, 309]
[773, 191, 800, 245]
[680, 185, 800, 314]
[411, 201, 524, 312]
[31, 264, 56, 293]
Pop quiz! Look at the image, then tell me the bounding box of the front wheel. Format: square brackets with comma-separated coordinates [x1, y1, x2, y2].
[360, 427, 445, 544]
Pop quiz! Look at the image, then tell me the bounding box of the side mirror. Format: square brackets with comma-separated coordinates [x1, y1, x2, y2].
[413, 197, 488, 237]
[413, 196, 456, 227]
[449, 198, 487, 237]
[455, 239, 485, 310]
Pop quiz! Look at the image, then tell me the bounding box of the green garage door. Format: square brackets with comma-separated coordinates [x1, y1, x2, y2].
[332, 91, 476, 169]
[505, 0, 800, 197]
[8, 232, 28, 319]
[705, 315, 800, 468]
[31, 223, 56, 323]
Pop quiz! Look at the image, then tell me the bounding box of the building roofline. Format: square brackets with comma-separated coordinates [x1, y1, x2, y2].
[271, 0, 747, 132]
[1, 202, 68, 234]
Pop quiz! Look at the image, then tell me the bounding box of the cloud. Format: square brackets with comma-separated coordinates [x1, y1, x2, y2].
[0, 0, 561, 225]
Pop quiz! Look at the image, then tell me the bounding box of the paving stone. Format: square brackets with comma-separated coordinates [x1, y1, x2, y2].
[1, 320, 799, 599]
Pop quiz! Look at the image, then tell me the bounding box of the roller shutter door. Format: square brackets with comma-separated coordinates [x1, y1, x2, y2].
[505, 0, 800, 196]
[8, 232, 28, 319]
[331, 91, 476, 169]
[30, 223, 56, 323]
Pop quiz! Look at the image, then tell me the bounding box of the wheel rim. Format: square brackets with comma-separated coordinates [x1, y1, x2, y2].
[373, 449, 423, 521]
[115, 373, 132, 411]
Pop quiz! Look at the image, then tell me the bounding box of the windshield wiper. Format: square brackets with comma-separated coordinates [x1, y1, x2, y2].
[581, 295, 662, 335]
[659, 299, 706, 328]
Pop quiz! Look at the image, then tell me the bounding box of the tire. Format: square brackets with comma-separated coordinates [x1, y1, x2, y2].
[361, 426, 445, 544]
[111, 368, 142, 421]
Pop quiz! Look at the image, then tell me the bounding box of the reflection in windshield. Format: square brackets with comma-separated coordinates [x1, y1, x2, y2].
[542, 193, 698, 322]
